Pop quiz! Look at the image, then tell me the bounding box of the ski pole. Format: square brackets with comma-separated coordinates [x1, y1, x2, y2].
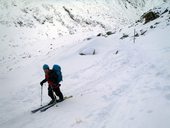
[41, 86, 43, 106]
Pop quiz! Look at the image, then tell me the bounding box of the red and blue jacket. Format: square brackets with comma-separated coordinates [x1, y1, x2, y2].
[41, 70, 60, 89]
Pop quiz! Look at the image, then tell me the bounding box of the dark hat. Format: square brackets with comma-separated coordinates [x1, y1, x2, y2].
[43, 64, 49, 70]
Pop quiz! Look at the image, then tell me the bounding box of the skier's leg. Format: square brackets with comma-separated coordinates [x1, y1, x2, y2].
[48, 87, 56, 103]
[54, 87, 64, 101]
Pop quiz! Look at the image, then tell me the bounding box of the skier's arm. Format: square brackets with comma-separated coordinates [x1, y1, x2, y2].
[40, 79, 47, 86]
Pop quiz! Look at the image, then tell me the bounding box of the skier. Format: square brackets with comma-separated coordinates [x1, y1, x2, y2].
[40, 64, 64, 104]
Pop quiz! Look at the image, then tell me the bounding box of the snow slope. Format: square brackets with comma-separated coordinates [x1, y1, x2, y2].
[0, 0, 166, 73]
[0, 0, 170, 128]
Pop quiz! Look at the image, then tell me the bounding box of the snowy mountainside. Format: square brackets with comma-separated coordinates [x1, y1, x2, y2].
[1, 8, 170, 127]
[118, 3, 170, 40]
[0, 0, 166, 31]
[0, 0, 166, 74]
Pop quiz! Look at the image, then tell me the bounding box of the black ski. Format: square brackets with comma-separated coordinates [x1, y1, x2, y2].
[40, 96, 73, 112]
[31, 96, 73, 113]
[31, 103, 52, 113]
[40, 102, 57, 112]
[55, 95, 73, 107]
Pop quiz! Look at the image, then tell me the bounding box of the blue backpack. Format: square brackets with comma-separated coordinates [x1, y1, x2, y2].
[52, 64, 63, 83]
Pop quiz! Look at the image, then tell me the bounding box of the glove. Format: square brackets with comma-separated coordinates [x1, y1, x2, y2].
[40, 81, 43, 86]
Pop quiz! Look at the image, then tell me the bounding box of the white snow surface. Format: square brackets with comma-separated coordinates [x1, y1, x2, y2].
[0, 0, 170, 128]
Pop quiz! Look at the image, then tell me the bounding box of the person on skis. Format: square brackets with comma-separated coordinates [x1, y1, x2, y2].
[40, 64, 64, 104]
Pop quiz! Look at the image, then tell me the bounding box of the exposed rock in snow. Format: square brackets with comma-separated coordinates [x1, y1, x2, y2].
[79, 48, 95, 55]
